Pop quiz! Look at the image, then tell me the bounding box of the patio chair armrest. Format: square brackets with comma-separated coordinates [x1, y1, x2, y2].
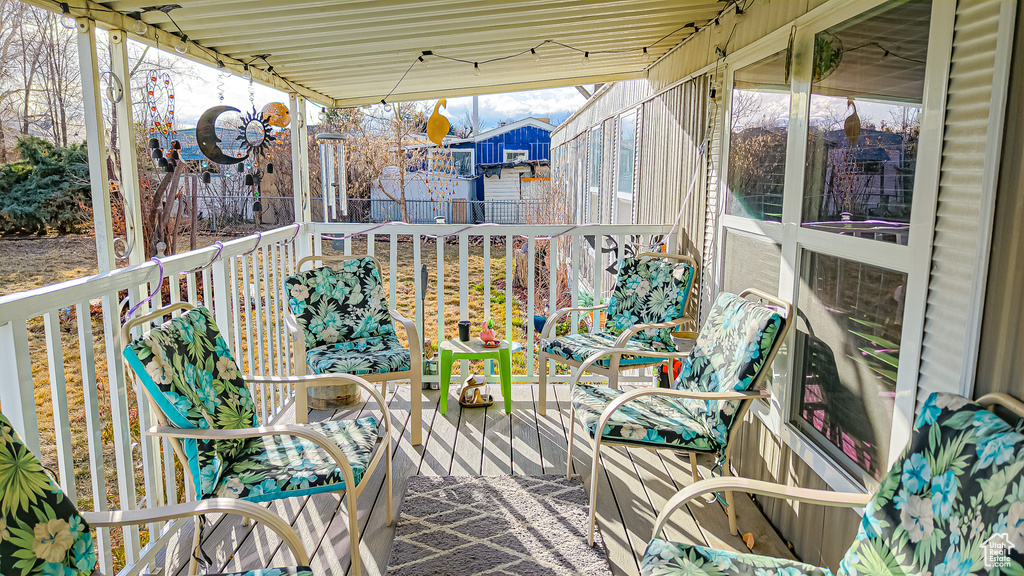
[284, 312, 307, 373]
[148, 424, 363, 490]
[652, 477, 872, 539]
[569, 347, 693, 386]
[592, 387, 767, 450]
[542, 305, 607, 338]
[611, 317, 691, 348]
[389, 308, 423, 359]
[81, 498, 310, 565]
[242, 373, 392, 433]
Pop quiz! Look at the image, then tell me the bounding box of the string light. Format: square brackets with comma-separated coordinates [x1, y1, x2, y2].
[242, 64, 252, 81]
[128, 11, 147, 35]
[318, 107, 328, 122]
[473, 62, 481, 76]
[174, 34, 188, 54]
[581, 51, 590, 65]
[642, 47, 650, 62]
[531, 48, 540, 62]
[418, 55, 429, 68]
[59, 3, 76, 29]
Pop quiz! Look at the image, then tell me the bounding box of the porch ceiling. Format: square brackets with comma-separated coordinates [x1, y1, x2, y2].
[88, 0, 722, 107]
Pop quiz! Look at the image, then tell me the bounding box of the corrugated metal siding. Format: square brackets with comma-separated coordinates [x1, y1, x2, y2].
[476, 125, 552, 164]
[918, 0, 1002, 395]
[635, 75, 710, 324]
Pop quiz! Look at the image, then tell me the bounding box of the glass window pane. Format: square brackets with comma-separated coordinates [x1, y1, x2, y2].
[802, 1, 931, 245]
[722, 230, 781, 296]
[793, 251, 907, 482]
[617, 113, 636, 195]
[452, 151, 473, 176]
[727, 50, 790, 222]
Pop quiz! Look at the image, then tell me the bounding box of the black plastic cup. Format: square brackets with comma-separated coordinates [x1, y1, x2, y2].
[458, 320, 471, 342]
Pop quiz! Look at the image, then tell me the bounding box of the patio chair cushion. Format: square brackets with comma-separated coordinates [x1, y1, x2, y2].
[0, 412, 98, 576]
[674, 292, 783, 446]
[539, 332, 671, 367]
[123, 307, 259, 499]
[199, 565, 311, 569]
[571, 384, 719, 452]
[836, 392, 1024, 575]
[286, 258, 397, 352]
[641, 539, 832, 576]
[602, 255, 694, 351]
[213, 416, 381, 502]
[306, 335, 412, 376]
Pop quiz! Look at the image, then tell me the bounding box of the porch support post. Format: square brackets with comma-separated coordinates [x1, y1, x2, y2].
[110, 29, 146, 267]
[289, 93, 313, 259]
[77, 18, 115, 273]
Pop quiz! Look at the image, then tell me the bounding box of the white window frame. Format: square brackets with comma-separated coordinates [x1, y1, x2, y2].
[713, 0, 957, 494]
[504, 149, 528, 162]
[449, 148, 475, 178]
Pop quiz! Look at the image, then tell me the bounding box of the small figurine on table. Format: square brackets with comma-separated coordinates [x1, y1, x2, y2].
[480, 319, 499, 347]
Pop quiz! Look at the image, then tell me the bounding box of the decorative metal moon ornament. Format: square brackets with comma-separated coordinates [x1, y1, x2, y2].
[260, 102, 290, 127]
[196, 105, 246, 165]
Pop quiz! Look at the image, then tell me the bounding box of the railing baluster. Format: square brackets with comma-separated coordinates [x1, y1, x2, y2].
[436, 235, 445, 349]
[483, 235, 491, 327]
[390, 233, 399, 316]
[366, 233, 374, 258]
[75, 302, 113, 573]
[459, 232, 469, 377]
[526, 236, 536, 378]
[570, 233, 580, 333]
[242, 255, 255, 375]
[202, 267, 213, 309]
[230, 256, 244, 362]
[100, 291, 141, 560]
[273, 244, 286, 411]
[592, 234, 603, 332]
[413, 234, 423, 381]
[43, 311, 75, 500]
[505, 234, 513, 355]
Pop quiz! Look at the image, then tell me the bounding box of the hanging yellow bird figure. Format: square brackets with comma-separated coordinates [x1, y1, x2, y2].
[427, 98, 451, 146]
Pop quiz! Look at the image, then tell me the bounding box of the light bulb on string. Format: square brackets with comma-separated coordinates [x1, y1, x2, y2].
[642, 47, 650, 62]
[582, 51, 590, 66]
[531, 48, 541, 62]
[473, 62, 481, 76]
[418, 55, 430, 68]
[129, 12, 147, 35]
[242, 64, 252, 81]
[380, 99, 393, 113]
[318, 107, 328, 123]
[174, 34, 188, 55]
[59, 3, 76, 29]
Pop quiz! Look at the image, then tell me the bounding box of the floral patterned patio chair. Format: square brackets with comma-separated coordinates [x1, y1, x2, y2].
[285, 255, 423, 444]
[642, 392, 1024, 576]
[0, 410, 314, 576]
[568, 289, 792, 544]
[538, 252, 697, 416]
[121, 303, 393, 576]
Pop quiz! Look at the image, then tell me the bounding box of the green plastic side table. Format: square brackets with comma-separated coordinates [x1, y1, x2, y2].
[439, 339, 521, 415]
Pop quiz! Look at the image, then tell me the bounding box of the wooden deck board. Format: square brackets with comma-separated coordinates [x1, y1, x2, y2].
[157, 384, 793, 576]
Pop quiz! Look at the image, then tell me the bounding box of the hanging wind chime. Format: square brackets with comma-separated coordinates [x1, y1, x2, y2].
[145, 71, 180, 173]
[425, 99, 457, 217]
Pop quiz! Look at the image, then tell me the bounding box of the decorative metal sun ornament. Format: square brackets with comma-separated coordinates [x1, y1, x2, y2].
[236, 106, 276, 159]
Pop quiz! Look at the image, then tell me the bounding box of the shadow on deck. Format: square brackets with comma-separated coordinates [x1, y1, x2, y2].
[155, 384, 794, 576]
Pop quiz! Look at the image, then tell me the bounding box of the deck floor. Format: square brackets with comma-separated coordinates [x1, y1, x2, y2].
[156, 384, 794, 576]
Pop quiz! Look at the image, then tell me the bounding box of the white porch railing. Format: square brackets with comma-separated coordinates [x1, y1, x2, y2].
[0, 221, 675, 574]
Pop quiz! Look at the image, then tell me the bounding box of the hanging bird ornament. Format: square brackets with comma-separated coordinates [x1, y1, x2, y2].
[426, 98, 451, 146]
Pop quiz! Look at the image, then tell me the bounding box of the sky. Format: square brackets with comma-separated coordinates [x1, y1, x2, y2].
[172, 54, 587, 131]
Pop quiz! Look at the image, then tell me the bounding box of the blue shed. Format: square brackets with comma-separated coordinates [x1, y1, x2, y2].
[448, 117, 555, 202]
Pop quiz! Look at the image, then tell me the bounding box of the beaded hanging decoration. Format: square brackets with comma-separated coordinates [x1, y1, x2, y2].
[145, 70, 180, 171]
